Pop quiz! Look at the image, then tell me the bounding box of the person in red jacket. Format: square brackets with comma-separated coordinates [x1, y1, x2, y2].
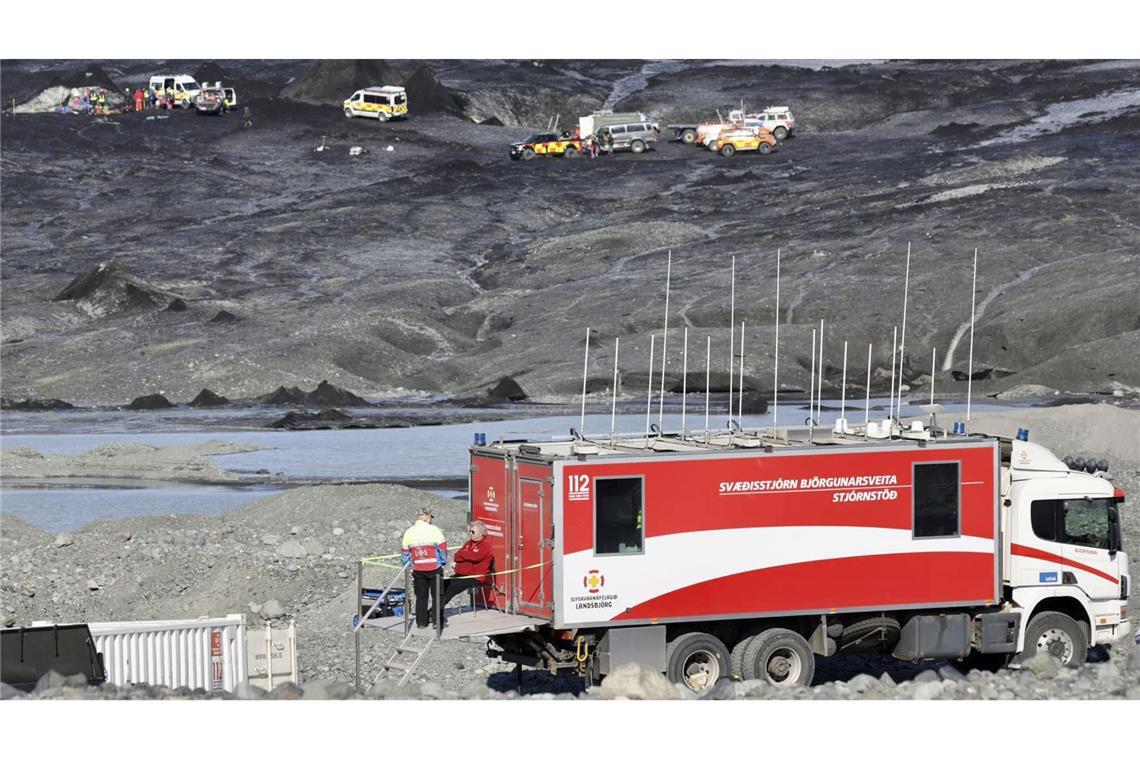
[430, 521, 493, 621]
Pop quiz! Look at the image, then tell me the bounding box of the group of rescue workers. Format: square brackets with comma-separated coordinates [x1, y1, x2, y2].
[400, 507, 492, 628]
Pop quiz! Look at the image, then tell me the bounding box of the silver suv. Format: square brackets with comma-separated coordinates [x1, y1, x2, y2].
[597, 121, 659, 154]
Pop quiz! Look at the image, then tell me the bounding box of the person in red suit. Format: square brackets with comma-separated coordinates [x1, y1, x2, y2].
[430, 521, 493, 622]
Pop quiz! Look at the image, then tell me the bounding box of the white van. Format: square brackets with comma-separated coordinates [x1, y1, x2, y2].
[343, 86, 408, 122]
[149, 74, 202, 108]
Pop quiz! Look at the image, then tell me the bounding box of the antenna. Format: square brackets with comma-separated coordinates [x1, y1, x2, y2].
[816, 319, 824, 425]
[728, 255, 736, 427]
[772, 248, 781, 429]
[658, 251, 672, 427]
[681, 326, 689, 435]
[644, 334, 655, 447]
[610, 337, 620, 446]
[808, 328, 816, 437]
[737, 321, 746, 420]
[896, 242, 912, 420]
[864, 342, 872, 428]
[839, 339, 848, 432]
[704, 336, 711, 442]
[889, 326, 898, 427]
[930, 346, 937, 406]
[966, 247, 978, 426]
[579, 327, 590, 436]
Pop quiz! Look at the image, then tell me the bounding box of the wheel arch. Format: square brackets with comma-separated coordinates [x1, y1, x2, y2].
[1013, 588, 1093, 651]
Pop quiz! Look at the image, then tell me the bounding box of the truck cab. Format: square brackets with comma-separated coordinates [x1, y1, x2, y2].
[1003, 439, 1129, 659]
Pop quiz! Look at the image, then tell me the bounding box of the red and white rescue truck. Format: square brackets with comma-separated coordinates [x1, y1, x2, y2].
[467, 421, 1129, 693]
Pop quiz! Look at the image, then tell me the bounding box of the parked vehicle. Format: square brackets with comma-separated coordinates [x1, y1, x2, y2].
[758, 106, 796, 140]
[148, 74, 201, 108]
[343, 86, 408, 122]
[596, 120, 660, 154]
[714, 126, 779, 156]
[509, 132, 583, 160]
[223, 87, 237, 109]
[578, 111, 652, 139]
[465, 425, 1130, 694]
[669, 106, 795, 145]
[194, 84, 227, 116]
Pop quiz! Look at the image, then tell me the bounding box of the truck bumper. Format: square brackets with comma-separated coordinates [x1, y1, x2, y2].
[1095, 616, 1132, 645]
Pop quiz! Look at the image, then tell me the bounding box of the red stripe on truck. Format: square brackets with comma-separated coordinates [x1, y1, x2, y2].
[1010, 543, 1119, 585]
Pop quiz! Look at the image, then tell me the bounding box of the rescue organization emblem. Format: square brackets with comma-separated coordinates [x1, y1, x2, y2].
[583, 569, 605, 594]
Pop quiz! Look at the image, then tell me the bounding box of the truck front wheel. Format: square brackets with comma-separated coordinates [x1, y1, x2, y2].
[741, 628, 815, 687]
[681, 129, 696, 144]
[666, 632, 729, 694]
[1015, 611, 1088, 668]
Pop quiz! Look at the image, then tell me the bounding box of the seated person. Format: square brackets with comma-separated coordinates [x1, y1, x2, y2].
[430, 521, 493, 620]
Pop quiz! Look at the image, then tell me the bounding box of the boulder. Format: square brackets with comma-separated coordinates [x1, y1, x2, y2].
[913, 681, 943, 700]
[258, 599, 286, 620]
[402, 63, 466, 116]
[127, 393, 174, 410]
[266, 682, 305, 700]
[487, 376, 527, 403]
[300, 680, 354, 700]
[0, 398, 75, 411]
[597, 662, 682, 700]
[1, 681, 25, 699]
[190, 389, 229, 407]
[53, 259, 167, 317]
[163, 298, 189, 313]
[270, 409, 351, 430]
[235, 683, 267, 700]
[276, 541, 307, 558]
[54, 534, 74, 548]
[209, 310, 240, 324]
[1022, 651, 1059, 679]
[738, 391, 769, 415]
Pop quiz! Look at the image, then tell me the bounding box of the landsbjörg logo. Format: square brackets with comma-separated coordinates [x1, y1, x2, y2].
[583, 570, 605, 594]
[486, 486, 497, 503]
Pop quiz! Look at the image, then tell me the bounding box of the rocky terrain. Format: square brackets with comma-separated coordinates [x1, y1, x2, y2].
[2, 405, 1138, 699]
[2, 59, 1138, 406]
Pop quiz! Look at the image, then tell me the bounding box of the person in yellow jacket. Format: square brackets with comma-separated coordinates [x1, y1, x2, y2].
[401, 507, 448, 628]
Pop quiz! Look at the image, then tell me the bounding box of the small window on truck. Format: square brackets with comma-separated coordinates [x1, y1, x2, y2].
[595, 477, 643, 555]
[912, 461, 960, 538]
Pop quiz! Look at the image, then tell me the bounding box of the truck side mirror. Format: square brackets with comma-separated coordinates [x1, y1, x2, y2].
[1108, 506, 1121, 553]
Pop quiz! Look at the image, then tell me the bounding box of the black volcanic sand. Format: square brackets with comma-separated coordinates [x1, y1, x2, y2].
[2, 60, 1139, 406]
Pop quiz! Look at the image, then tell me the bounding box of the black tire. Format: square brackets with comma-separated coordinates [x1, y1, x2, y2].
[343, 108, 354, 119]
[630, 139, 645, 154]
[666, 632, 730, 694]
[836, 615, 901, 653]
[681, 129, 696, 144]
[758, 142, 772, 155]
[377, 112, 389, 123]
[521, 148, 535, 160]
[1013, 611, 1088, 668]
[773, 125, 788, 141]
[741, 628, 815, 687]
[719, 144, 735, 157]
[563, 146, 580, 159]
[729, 636, 753, 680]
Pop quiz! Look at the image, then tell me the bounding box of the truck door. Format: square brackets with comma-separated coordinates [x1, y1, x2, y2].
[515, 475, 552, 617]
[1059, 497, 1120, 601]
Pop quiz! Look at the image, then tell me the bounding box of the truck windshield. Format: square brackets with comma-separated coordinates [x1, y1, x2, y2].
[1031, 498, 1112, 549]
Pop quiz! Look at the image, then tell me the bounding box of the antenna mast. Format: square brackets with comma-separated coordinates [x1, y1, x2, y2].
[704, 336, 711, 442]
[610, 338, 620, 446]
[737, 321, 746, 420]
[816, 319, 824, 426]
[681, 326, 689, 435]
[889, 326, 898, 428]
[896, 242, 912, 420]
[864, 342, 872, 428]
[773, 248, 781, 429]
[839, 339, 848, 432]
[579, 327, 590, 437]
[966, 247, 978, 425]
[808, 328, 816, 440]
[658, 250, 672, 427]
[644, 335, 655, 447]
[728, 255, 736, 428]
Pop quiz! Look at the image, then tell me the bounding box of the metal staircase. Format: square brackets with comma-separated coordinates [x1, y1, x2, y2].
[377, 631, 436, 688]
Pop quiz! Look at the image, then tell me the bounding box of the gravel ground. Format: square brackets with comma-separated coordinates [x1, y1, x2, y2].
[2, 406, 1138, 699]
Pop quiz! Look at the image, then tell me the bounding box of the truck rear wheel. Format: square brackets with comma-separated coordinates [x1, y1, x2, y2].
[773, 126, 788, 140]
[741, 628, 815, 687]
[630, 139, 645, 154]
[666, 632, 729, 694]
[563, 146, 580, 158]
[377, 112, 389, 123]
[719, 144, 735, 157]
[729, 636, 752, 680]
[521, 148, 535, 161]
[681, 129, 696, 144]
[1014, 611, 1088, 668]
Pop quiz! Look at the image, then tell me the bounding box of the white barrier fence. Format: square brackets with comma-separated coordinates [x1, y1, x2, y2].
[36, 614, 298, 693]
